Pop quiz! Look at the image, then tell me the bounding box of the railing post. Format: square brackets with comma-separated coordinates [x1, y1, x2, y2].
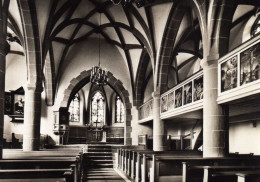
[136, 153, 141, 182]
[127, 150, 131, 176]
[131, 151, 135, 179]
[141, 154, 147, 182]
[182, 162, 187, 182]
[124, 150, 127, 173]
[121, 149, 124, 170]
[117, 149, 120, 168]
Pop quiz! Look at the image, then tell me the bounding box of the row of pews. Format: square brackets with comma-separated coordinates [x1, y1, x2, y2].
[0, 145, 84, 182]
[117, 147, 260, 182]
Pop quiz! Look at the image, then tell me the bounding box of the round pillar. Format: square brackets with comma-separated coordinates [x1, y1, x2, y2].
[153, 91, 167, 151]
[203, 60, 229, 157]
[0, 40, 9, 158]
[23, 85, 42, 151]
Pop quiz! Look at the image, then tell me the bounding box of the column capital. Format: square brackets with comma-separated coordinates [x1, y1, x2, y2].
[152, 90, 160, 98]
[0, 39, 10, 56]
[25, 83, 43, 93]
[201, 54, 220, 68]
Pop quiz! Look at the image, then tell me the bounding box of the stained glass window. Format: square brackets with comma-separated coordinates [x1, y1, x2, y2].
[251, 15, 260, 37]
[115, 96, 124, 123]
[69, 93, 80, 122]
[91, 92, 105, 123]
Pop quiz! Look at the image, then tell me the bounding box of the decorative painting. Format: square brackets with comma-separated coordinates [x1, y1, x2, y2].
[167, 92, 175, 111]
[161, 95, 168, 112]
[184, 82, 192, 105]
[194, 76, 203, 101]
[240, 43, 260, 86]
[221, 55, 238, 92]
[175, 87, 182, 108]
[13, 94, 25, 115]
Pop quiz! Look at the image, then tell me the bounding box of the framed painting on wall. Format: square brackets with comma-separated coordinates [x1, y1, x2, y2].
[4, 87, 24, 122]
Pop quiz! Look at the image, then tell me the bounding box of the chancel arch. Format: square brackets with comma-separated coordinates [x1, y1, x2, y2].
[59, 70, 132, 145]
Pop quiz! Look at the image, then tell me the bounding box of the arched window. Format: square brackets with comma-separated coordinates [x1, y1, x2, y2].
[91, 91, 105, 123]
[251, 14, 260, 37]
[115, 96, 124, 123]
[69, 93, 80, 122]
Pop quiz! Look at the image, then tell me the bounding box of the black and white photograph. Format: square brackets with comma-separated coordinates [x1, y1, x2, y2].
[1, 1, 260, 182]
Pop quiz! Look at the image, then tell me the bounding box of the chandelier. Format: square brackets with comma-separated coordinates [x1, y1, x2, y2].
[110, 0, 149, 8]
[90, 13, 108, 86]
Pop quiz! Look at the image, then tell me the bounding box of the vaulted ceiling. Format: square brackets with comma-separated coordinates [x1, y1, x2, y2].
[6, 0, 260, 106]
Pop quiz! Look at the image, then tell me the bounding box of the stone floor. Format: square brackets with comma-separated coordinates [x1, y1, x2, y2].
[83, 168, 125, 182]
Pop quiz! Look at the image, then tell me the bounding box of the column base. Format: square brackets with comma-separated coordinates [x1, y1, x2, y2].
[23, 138, 40, 151]
[203, 147, 228, 158]
[153, 134, 168, 151]
[124, 137, 132, 146]
[153, 146, 168, 151]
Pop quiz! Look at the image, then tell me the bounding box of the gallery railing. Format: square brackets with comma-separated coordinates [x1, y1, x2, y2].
[138, 98, 153, 121]
[160, 71, 203, 113]
[218, 34, 260, 103]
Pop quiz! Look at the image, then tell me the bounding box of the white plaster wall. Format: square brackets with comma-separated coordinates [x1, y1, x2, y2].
[143, 76, 153, 103]
[4, 54, 26, 141]
[130, 107, 153, 145]
[229, 121, 260, 155]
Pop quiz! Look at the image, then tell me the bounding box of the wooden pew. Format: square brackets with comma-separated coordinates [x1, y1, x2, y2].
[195, 166, 260, 182]
[212, 171, 260, 182]
[1, 147, 84, 182]
[182, 157, 260, 182]
[117, 147, 202, 182]
[0, 168, 74, 182]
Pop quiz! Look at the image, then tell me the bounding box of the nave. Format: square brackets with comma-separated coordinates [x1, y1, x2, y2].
[1, 0, 260, 181]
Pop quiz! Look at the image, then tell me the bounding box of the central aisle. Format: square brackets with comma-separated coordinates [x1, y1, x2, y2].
[84, 168, 125, 181]
[83, 144, 127, 182]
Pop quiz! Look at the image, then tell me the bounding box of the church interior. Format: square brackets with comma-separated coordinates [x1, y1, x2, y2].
[1, 0, 260, 181]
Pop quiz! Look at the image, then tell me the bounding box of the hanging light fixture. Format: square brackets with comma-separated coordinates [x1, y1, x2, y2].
[90, 12, 108, 86]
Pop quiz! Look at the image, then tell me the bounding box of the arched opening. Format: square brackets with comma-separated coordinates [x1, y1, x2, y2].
[59, 70, 132, 145]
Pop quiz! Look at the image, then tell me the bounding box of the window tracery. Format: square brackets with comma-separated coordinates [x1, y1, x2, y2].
[69, 93, 80, 122]
[251, 14, 260, 37]
[91, 91, 105, 123]
[115, 96, 124, 123]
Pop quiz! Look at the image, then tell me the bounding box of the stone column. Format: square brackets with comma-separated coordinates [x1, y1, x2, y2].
[23, 85, 42, 151]
[152, 91, 167, 151]
[0, 39, 9, 158]
[202, 59, 229, 157]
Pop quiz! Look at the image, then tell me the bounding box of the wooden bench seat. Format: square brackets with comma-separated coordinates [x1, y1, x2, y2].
[0, 159, 77, 169]
[1, 147, 84, 182]
[196, 166, 260, 182]
[0, 168, 74, 181]
[183, 159, 260, 182]
[212, 171, 260, 182]
[117, 147, 202, 182]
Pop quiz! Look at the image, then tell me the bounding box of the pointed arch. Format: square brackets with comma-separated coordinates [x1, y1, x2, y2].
[59, 70, 132, 145]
